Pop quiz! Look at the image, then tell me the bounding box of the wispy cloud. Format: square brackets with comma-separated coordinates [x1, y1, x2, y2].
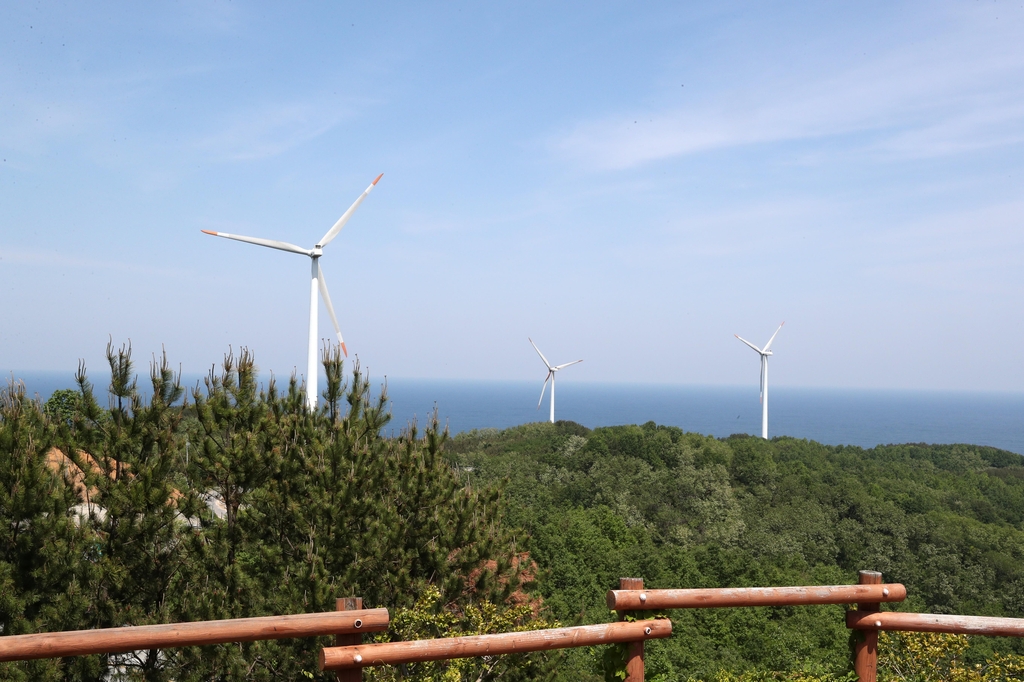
[877, 100, 1024, 159]
[0, 34, 358, 165]
[194, 101, 355, 162]
[554, 9, 1024, 169]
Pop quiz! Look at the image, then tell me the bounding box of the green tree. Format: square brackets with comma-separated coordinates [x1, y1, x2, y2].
[449, 425, 1024, 680]
[2, 344, 547, 681]
[43, 389, 80, 428]
[0, 381, 93, 681]
[68, 341, 198, 680]
[171, 344, 539, 680]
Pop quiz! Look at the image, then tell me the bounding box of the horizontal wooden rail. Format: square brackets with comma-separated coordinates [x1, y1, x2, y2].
[607, 584, 906, 610]
[848, 611, 1024, 637]
[319, 618, 672, 671]
[0, 608, 389, 662]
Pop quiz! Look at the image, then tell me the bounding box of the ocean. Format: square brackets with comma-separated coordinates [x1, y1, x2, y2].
[8, 372, 1024, 455]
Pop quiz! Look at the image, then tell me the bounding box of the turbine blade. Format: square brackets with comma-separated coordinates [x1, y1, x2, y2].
[762, 322, 785, 352]
[735, 334, 763, 354]
[318, 173, 384, 248]
[554, 359, 583, 370]
[529, 338, 552, 369]
[759, 356, 765, 403]
[317, 264, 347, 357]
[200, 230, 312, 256]
[537, 373, 551, 409]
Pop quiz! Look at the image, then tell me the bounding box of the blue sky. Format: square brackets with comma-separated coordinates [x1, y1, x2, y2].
[2, 1, 1023, 391]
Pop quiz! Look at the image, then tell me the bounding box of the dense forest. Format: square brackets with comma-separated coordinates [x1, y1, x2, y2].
[3, 343, 1024, 681]
[447, 421, 1024, 679]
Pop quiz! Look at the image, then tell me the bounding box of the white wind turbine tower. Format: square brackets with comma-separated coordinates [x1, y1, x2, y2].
[201, 174, 383, 409]
[529, 338, 582, 424]
[735, 322, 785, 440]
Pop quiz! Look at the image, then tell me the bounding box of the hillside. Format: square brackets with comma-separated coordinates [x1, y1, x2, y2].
[6, 344, 1024, 681]
[446, 421, 1024, 680]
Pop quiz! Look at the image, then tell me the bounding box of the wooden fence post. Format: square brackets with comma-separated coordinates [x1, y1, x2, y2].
[617, 578, 645, 682]
[336, 598, 363, 682]
[854, 571, 882, 682]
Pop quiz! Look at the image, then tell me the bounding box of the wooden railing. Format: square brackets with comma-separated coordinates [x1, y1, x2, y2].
[843, 570, 1024, 682]
[319, 619, 672, 671]
[0, 608, 387, 662]
[606, 582, 906, 610]
[847, 610, 1024, 637]
[316, 572, 1024, 681]
[318, 574, 911, 681]
[4, 571, 1024, 682]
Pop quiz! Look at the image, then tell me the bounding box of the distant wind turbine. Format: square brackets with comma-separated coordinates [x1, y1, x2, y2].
[201, 174, 383, 409]
[735, 322, 784, 439]
[529, 338, 582, 424]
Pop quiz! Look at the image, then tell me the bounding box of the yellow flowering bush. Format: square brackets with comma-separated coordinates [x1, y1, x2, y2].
[878, 631, 1024, 682]
[364, 585, 559, 682]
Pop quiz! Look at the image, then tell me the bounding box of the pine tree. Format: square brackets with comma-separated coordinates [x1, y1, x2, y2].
[1, 343, 545, 681]
[181, 345, 537, 680]
[70, 341, 197, 679]
[0, 380, 92, 681]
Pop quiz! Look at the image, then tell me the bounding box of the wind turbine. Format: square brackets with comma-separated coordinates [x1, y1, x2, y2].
[529, 338, 582, 424]
[735, 322, 784, 439]
[201, 174, 383, 409]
